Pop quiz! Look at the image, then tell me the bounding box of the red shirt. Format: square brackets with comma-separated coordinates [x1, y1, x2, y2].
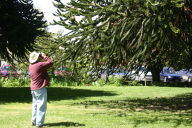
[29, 56, 53, 90]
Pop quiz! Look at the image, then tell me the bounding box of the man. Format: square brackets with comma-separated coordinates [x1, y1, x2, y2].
[29, 51, 53, 128]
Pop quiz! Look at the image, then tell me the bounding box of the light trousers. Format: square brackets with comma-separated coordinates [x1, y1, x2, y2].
[31, 87, 47, 126]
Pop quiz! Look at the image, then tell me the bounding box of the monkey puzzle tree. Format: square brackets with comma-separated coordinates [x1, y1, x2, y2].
[53, 0, 192, 82]
[0, 0, 46, 61]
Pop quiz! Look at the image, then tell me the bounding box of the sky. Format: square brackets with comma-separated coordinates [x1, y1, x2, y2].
[32, 0, 70, 33]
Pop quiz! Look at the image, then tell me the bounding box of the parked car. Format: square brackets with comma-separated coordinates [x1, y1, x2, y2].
[177, 69, 192, 82]
[54, 67, 72, 76]
[160, 67, 182, 82]
[100, 67, 129, 78]
[129, 67, 152, 82]
[112, 68, 129, 77]
[0, 64, 19, 77]
[101, 67, 152, 82]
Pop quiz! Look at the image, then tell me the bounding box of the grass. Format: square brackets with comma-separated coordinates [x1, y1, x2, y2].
[1, 86, 192, 128]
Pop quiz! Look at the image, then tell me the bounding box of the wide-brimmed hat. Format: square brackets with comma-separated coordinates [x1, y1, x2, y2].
[29, 51, 41, 64]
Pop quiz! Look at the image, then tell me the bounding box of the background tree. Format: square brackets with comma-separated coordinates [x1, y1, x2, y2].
[53, 0, 192, 82]
[35, 32, 90, 83]
[0, 0, 46, 61]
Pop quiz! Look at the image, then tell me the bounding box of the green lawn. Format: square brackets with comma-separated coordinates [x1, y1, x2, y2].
[1, 86, 192, 128]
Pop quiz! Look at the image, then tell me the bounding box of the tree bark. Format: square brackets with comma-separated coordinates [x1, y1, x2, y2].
[149, 64, 163, 82]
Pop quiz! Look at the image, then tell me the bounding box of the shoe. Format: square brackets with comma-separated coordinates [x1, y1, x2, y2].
[32, 122, 36, 126]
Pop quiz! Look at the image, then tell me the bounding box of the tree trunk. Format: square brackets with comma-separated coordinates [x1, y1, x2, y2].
[105, 69, 110, 83]
[149, 64, 163, 82]
[151, 68, 161, 82]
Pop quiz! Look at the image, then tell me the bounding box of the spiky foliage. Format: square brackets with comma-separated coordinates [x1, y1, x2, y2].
[35, 32, 65, 67]
[0, 0, 46, 62]
[53, 0, 192, 82]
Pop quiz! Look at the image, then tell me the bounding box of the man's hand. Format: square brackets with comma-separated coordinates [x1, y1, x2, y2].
[41, 52, 46, 58]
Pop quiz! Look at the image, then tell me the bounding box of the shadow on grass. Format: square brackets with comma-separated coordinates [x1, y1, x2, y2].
[78, 93, 192, 128]
[77, 93, 192, 111]
[0, 87, 116, 104]
[46, 121, 85, 127]
[78, 93, 192, 127]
